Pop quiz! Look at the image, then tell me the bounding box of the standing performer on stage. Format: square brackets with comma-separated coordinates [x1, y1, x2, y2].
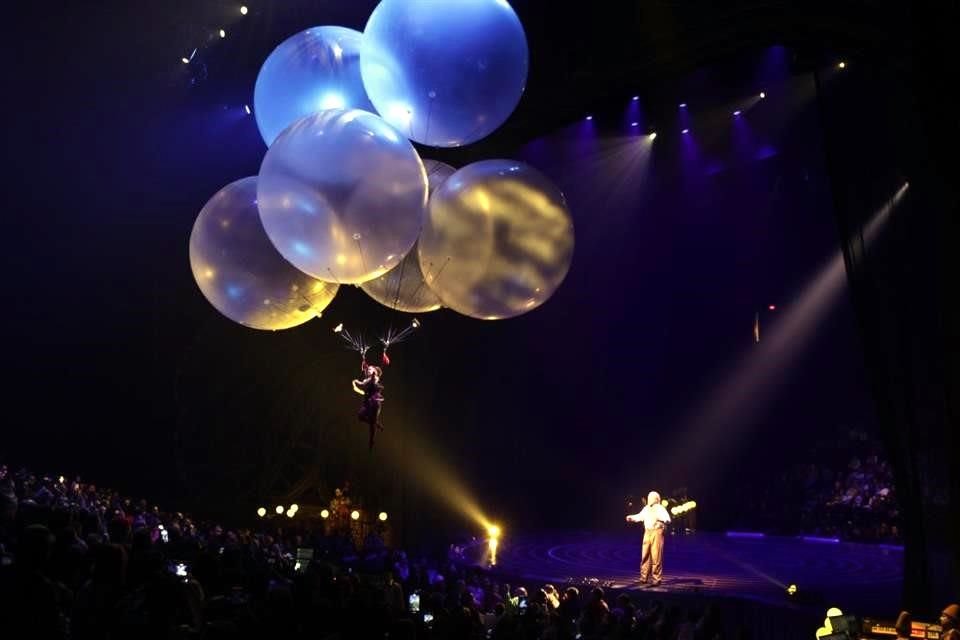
[625, 490, 671, 586]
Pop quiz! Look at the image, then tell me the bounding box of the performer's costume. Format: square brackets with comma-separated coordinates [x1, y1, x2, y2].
[630, 493, 671, 584]
[357, 357, 385, 451]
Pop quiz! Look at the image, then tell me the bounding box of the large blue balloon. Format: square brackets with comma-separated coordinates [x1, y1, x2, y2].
[361, 0, 528, 148]
[257, 109, 428, 285]
[254, 26, 374, 146]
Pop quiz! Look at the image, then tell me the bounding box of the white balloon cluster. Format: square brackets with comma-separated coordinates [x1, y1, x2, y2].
[189, 0, 574, 329]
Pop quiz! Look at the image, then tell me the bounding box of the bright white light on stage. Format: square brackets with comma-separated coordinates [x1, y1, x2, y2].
[378, 511, 388, 522]
[682, 128, 689, 134]
[733, 110, 742, 117]
[240, 5, 248, 15]
[320, 509, 330, 519]
[768, 304, 776, 311]
[244, 104, 251, 115]
[632, 95, 639, 101]
[487, 524, 501, 539]
[59, 475, 65, 483]
[290, 503, 299, 512]
[257, 507, 266, 517]
[786, 584, 798, 596]
[759, 91, 766, 99]
[679, 103, 687, 108]
[219, 29, 226, 38]
[585, 115, 593, 121]
[649, 132, 657, 140]
[181, 57, 189, 64]
[275, 505, 284, 514]
[838, 61, 846, 69]
[286, 509, 295, 518]
[350, 510, 360, 521]
[630, 122, 638, 127]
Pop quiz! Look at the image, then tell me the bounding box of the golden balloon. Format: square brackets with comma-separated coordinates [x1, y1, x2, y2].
[417, 160, 574, 320]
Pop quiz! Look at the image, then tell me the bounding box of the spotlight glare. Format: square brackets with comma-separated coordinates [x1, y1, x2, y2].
[487, 524, 501, 539]
[275, 505, 284, 514]
[768, 304, 776, 311]
[290, 503, 299, 512]
[320, 509, 330, 519]
[649, 132, 657, 139]
[181, 57, 190, 64]
[350, 510, 360, 521]
[632, 95, 639, 101]
[286, 509, 295, 518]
[244, 104, 251, 115]
[760, 91, 766, 99]
[786, 584, 798, 596]
[219, 29, 226, 38]
[585, 115, 593, 121]
[630, 122, 638, 127]
[240, 5, 248, 14]
[679, 102, 687, 108]
[257, 507, 266, 517]
[733, 110, 742, 116]
[378, 511, 388, 522]
[838, 61, 846, 69]
[681, 128, 689, 134]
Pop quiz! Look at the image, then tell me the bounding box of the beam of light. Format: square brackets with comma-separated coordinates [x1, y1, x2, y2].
[759, 91, 766, 99]
[653, 183, 909, 479]
[648, 132, 657, 140]
[181, 57, 190, 64]
[219, 29, 226, 38]
[377, 427, 497, 533]
[240, 5, 248, 15]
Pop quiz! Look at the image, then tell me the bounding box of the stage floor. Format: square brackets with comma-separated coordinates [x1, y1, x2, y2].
[487, 531, 902, 612]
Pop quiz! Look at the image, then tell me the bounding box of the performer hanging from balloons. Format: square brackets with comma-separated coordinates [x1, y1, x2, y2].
[352, 349, 386, 451]
[335, 320, 419, 450]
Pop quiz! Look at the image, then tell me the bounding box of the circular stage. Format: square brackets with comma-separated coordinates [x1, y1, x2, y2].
[488, 531, 902, 612]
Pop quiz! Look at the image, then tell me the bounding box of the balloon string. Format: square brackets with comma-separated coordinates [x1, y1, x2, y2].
[325, 268, 342, 286]
[412, 256, 450, 306]
[355, 237, 369, 279]
[390, 254, 408, 311]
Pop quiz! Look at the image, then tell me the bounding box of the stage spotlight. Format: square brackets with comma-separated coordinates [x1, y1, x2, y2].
[290, 503, 299, 512]
[648, 132, 657, 140]
[786, 584, 798, 596]
[733, 110, 742, 117]
[275, 505, 284, 514]
[286, 509, 295, 518]
[219, 29, 226, 38]
[350, 510, 360, 521]
[768, 304, 776, 311]
[679, 102, 687, 108]
[58, 475, 65, 484]
[759, 91, 766, 99]
[681, 128, 689, 134]
[320, 509, 330, 519]
[244, 104, 251, 115]
[240, 5, 248, 15]
[181, 57, 190, 64]
[378, 511, 388, 522]
[585, 115, 593, 121]
[256, 507, 266, 518]
[838, 61, 846, 69]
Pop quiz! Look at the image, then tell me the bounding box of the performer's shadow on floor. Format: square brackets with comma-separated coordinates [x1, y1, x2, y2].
[626, 577, 705, 590]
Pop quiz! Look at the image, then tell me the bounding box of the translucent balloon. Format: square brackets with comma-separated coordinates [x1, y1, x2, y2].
[257, 109, 428, 284]
[417, 160, 574, 320]
[359, 160, 455, 312]
[361, 0, 528, 147]
[254, 26, 375, 146]
[189, 177, 339, 330]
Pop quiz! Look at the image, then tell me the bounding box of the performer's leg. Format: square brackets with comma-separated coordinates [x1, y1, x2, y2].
[639, 530, 652, 582]
[368, 421, 375, 451]
[651, 529, 664, 584]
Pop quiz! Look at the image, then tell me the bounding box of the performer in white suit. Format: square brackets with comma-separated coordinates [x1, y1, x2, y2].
[625, 491, 671, 585]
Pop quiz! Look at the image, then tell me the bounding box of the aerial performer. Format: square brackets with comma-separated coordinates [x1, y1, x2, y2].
[335, 319, 419, 450]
